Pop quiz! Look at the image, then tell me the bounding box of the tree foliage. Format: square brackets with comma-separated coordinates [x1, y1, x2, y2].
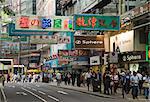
[3, 6, 15, 16]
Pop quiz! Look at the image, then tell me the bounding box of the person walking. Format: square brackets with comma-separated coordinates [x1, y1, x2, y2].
[120, 71, 126, 98]
[7, 74, 10, 83]
[130, 71, 139, 99]
[125, 71, 131, 94]
[85, 70, 92, 91]
[112, 73, 119, 94]
[143, 73, 150, 99]
[104, 71, 111, 95]
[71, 71, 76, 86]
[137, 71, 143, 94]
[56, 72, 61, 86]
[67, 72, 71, 85]
[96, 70, 102, 93]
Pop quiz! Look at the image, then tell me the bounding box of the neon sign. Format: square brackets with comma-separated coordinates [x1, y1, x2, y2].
[16, 16, 74, 32]
[74, 14, 120, 31]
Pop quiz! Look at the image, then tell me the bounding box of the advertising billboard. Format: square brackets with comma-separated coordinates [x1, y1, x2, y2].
[110, 30, 134, 52]
[74, 14, 120, 31]
[15, 16, 73, 32]
[74, 35, 104, 49]
[90, 56, 100, 65]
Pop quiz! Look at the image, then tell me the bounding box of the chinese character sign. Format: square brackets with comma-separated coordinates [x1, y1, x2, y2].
[74, 14, 120, 31]
[16, 16, 74, 32]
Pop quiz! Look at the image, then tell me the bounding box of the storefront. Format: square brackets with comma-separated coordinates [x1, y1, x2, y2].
[118, 51, 148, 73]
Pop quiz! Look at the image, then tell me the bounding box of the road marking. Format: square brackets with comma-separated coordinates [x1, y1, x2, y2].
[16, 92, 27, 96]
[48, 95, 59, 102]
[12, 86, 15, 88]
[32, 88, 37, 91]
[1, 88, 7, 102]
[8, 86, 15, 88]
[38, 91, 46, 95]
[36, 85, 40, 87]
[21, 87, 47, 102]
[57, 91, 68, 95]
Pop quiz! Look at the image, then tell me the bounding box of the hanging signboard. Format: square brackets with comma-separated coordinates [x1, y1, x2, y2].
[8, 23, 51, 36]
[131, 1, 150, 18]
[74, 14, 120, 31]
[74, 35, 104, 49]
[90, 56, 100, 65]
[118, 51, 146, 62]
[15, 16, 74, 32]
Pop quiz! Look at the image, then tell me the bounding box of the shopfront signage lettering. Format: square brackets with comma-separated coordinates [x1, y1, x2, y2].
[119, 51, 145, 62]
[16, 16, 73, 32]
[74, 35, 104, 49]
[122, 55, 142, 61]
[75, 40, 103, 45]
[74, 14, 120, 31]
[131, 2, 150, 18]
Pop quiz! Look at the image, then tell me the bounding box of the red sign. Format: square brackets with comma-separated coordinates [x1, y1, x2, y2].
[58, 50, 78, 57]
[19, 16, 30, 28]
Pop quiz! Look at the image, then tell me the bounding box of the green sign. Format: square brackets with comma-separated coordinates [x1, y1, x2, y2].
[74, 14, 120, 31]
[146, 32, 150, 62]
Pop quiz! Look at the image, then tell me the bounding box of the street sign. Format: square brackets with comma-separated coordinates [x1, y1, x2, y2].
[74, 14, 120, 31]
[8, 23, 52, 36]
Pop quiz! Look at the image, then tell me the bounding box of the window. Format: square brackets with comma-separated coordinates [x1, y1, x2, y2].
[125, 5, 135, 11]
[129, 6, 135, 10]
[139, 28, 146, 44]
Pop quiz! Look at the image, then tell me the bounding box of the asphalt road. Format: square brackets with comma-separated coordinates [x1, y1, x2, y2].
[2, 82, 126, 102]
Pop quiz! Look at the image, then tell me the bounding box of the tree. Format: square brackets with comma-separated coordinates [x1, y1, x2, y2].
[0, 0, 15, 16]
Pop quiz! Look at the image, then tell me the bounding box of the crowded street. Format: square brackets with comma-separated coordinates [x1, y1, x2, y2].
[0, 0, 150, 102]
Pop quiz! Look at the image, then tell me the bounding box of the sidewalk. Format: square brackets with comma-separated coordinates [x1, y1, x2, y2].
[48, 82, 149, 101]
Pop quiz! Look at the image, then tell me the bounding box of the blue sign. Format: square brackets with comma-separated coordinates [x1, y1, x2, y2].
[8, 23, 52, 36]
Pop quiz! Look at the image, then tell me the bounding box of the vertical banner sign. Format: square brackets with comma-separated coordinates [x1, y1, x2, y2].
[146, 32, 150, 62]
[74, 14, 120, 31]
[15, 16, 74, 32]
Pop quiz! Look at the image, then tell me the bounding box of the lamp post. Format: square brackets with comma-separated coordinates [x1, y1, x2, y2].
[17, 36, 21, 74]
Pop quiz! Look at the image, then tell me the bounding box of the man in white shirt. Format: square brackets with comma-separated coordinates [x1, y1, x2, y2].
[56, 72, 61, 86]
[130, 71, 139, 99]
[137, 71, 143, 94]
[85, 71, 92, 91]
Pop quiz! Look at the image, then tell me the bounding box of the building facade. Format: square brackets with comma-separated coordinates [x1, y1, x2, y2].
[36, 0, 56, 16]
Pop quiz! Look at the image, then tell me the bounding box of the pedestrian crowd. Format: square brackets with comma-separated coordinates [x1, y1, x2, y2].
[50, 70, 150, 100]
[4, 73, 42, 83]
[0, 69, 149, 100]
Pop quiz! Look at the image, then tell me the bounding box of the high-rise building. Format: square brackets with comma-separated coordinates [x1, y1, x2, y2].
[36, 0, 56, 16]
[12, 0, 37, 15]
[59, 0, 111, 16]
[98, 0, 148, 16]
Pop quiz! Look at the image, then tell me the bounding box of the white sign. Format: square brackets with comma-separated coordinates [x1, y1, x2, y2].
[109, 52, 118, 63]
[129, 64, 139, 73]
[90, 56, 100, 65]
[110, 30, 134, 52]
[30, 35, 57, 44]
[72, 61, 89, 66]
